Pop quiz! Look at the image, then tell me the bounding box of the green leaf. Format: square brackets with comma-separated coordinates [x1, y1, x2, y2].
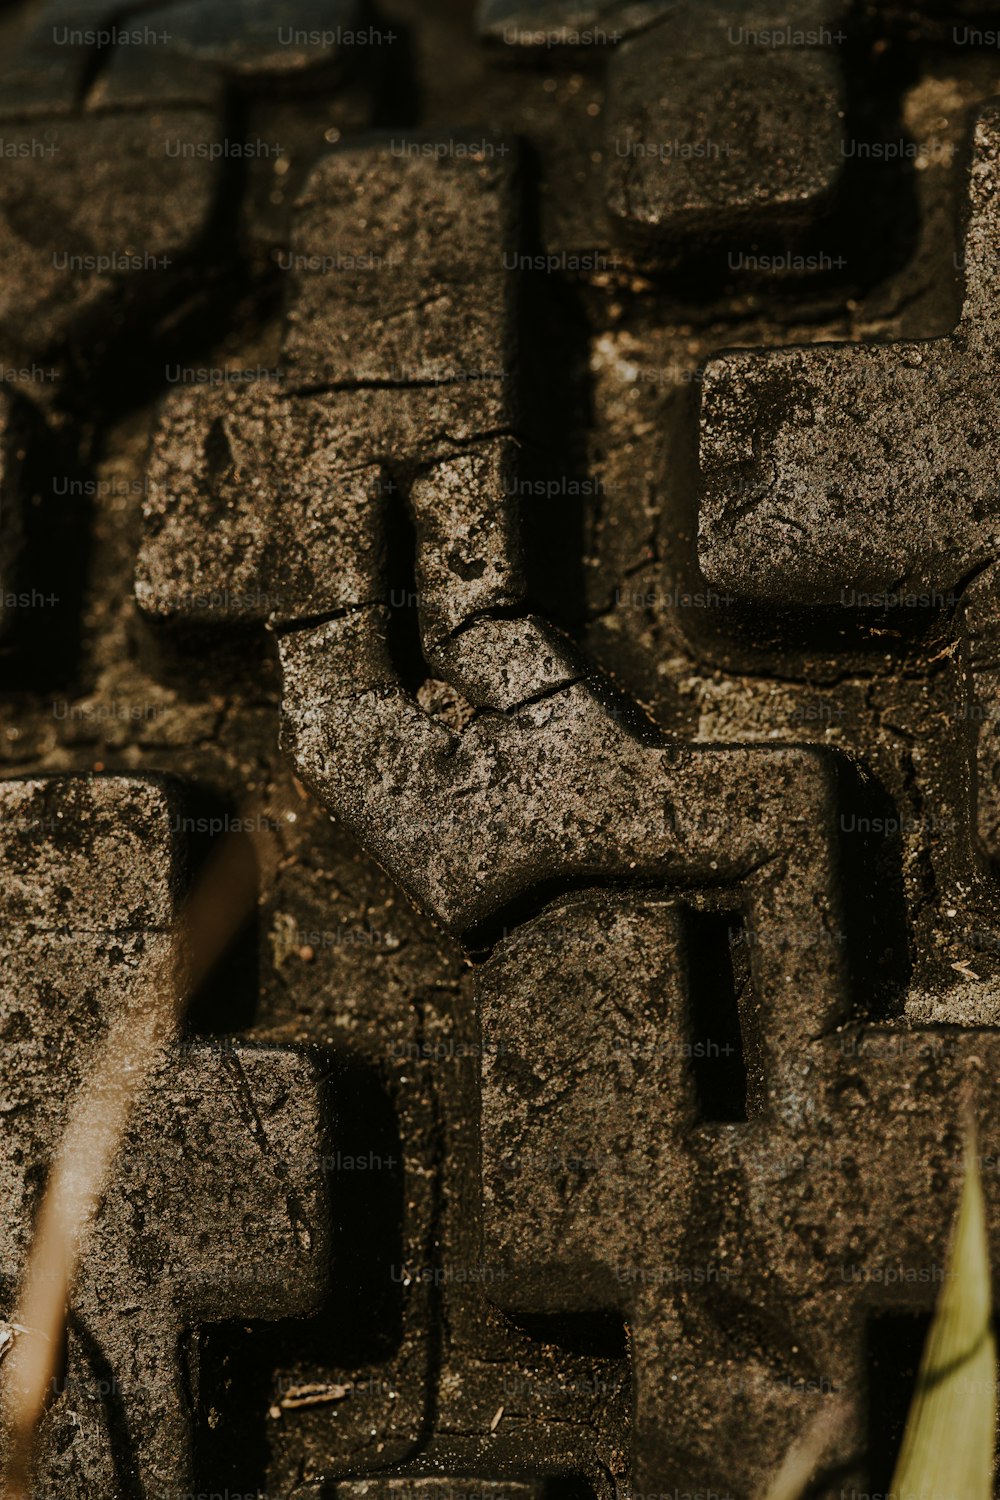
[891, 1124, 996, 1500]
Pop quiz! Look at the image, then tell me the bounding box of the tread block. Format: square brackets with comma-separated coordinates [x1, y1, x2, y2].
[410, 441, 525, 651]
[283, 136, 518, 393]
[476, 0, 664, 47]
[605, 4, 846, 244]
[136, 137, 521, 626]
[480, 888, 1000, 1494]
[698, 107, 1000, 605]
[136, 384, 388, 625]
[9, 5, 1000, 1498]
[124, 0, 369, 76]
[697, 105, 1000, 855]
[479, 1, 848, 251]
[0, 112, 219, 353]
[479, 0, 849, 46]
[279, 576, 855, 940]
[135, 386, 523, 625]
[0, 0, 386, 356]
[92, 0, 376, 107]
[0, 0, 372, 111]
[136, 156, 856, 986]
[0, 776, 330, 1500]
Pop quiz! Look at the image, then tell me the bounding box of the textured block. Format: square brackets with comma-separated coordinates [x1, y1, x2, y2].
[136, 383, 388, 624]
[605, 6, 846, 244]
[0, 777, 330, 1499]
[136, 135, 520, 626]
[477, 0, 665, 47]
[699, 107, 1000, 603]
[282, 137, 518, 392]
[0, 112, 219, 352]
[697, 105, 1000, 860]
[481, 889, 1000, 1493]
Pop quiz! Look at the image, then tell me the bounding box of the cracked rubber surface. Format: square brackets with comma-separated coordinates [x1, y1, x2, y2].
[5, 2, 1000, 1499]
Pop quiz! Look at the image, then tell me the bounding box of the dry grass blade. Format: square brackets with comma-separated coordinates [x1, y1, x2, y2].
[1, 989, 178, 1499]
[0, 809, 282, 1500]
[890, 1118, 996, 1500]
[759, 1398, 851, 1500]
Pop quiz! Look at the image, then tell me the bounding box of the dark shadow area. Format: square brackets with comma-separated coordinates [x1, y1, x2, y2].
[0, 391, 93, 694]
[70, 255, 272, 428]
[692, 1286, 822, 1392]
[516, 141, 595, 635]
[678, 594, 976, 677]
[832, 759, 914, 1021]
[1, 190, 283, 708]
[681, 908, 752, 1122]
[370, 13, 420, 130]
[177, 782, 262, 1037]
[44, 1317, 69, 1416]
[865, 1311, 931, 1496]
[797, 1453, 867, 1500]
[509, 1309, 628, 1360]
[544, 1478, 601, 1500]
[132, 613, 278, 702]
